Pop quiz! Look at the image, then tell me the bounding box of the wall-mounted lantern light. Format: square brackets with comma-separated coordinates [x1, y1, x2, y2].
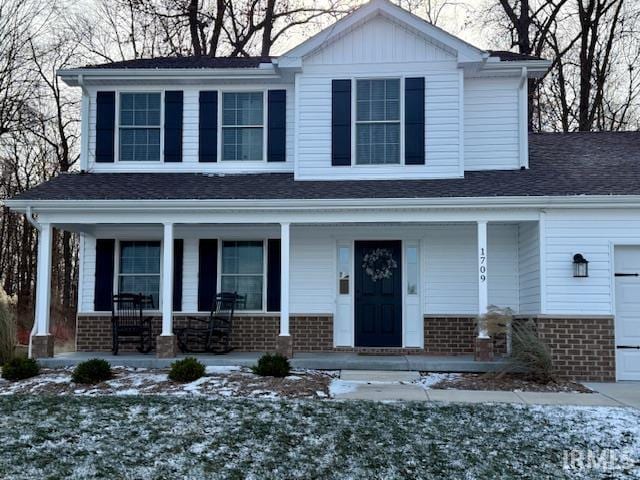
[573, 253, 589, 278]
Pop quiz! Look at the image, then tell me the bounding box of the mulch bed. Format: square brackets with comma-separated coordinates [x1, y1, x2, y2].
[426, 373, 593, 393]
[0, 367, 334, 399]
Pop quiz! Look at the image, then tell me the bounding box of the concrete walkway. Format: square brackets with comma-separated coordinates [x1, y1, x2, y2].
[332, 370, 639, 408]
[584, 382, 640, 409]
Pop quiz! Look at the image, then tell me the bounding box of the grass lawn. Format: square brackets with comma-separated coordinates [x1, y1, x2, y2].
[0, 396, 638, 479]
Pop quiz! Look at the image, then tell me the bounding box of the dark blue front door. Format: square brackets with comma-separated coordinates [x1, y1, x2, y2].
[355, 240, 402, 347]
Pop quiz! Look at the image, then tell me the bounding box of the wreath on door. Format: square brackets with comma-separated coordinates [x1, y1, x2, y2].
[362, 248, 398, 282]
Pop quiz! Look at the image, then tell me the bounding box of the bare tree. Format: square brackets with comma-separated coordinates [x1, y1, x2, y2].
[26, 34, 81, 323]
[0, 0, 49, 136]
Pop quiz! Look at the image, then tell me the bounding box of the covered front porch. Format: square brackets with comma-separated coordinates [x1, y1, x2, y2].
[27, 203, 543, 363]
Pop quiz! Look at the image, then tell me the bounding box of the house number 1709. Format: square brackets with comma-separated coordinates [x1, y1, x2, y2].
[479, 247, 487, 282]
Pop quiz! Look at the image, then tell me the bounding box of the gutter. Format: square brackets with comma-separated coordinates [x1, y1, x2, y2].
[58, 66, 279, 86]
[25, 207, 41, 359]
[8, 194, 640, 213]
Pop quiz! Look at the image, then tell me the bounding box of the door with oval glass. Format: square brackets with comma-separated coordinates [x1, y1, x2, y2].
[354, 240, 402, 347]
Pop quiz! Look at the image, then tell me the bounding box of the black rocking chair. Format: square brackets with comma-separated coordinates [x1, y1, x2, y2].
[111, 293, 154, 355]
[176, 292, 244, 354]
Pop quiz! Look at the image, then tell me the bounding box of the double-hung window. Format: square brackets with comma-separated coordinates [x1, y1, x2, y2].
[356, 79, 400, 165]
[221, 241, 264, 310]
[222, 92, 264, 161]
[119, 92, 161, 162]
[118, 241, 161, 308]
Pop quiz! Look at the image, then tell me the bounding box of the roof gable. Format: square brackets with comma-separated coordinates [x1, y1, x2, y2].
[304, 14, 455, 65]
[278, 0, 486, 67]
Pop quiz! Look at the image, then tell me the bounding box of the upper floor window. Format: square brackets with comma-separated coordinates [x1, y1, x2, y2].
[222, 92, 264, 161]
[356, 79, 400, 165]
[119, 92, 161, 162]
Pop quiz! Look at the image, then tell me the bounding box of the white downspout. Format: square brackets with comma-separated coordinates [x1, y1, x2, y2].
[25, 206, 41, 358]
[518, 67, 529, 169]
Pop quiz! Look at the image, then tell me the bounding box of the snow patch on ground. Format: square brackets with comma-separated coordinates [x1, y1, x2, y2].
[204, 366, 241, 374]
[328, 379, 360, 397]
[415, 373, 461, 390]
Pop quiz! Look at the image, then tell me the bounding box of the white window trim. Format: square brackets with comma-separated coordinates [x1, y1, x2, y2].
[113, 239, 163, 312]
[351, 76, 405, 167]
[218, 88, 268, 163]
[217, 239, 268, 313]
[115, 89, 165, 164]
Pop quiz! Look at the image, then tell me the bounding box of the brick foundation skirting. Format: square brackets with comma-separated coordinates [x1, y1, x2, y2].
[423, 317, 506, 356]
[76, 314, 333, 353]
[533, 316, 615, 382]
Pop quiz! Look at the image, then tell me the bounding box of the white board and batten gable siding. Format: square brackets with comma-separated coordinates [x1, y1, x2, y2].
[86, 83, 296, 173]
[295, 14, 464, 180]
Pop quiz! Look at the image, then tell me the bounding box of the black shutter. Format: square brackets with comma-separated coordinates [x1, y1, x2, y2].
[267, 90, 286, 162]
[199, 91, 218, 162]
[173, 239, 183, 311]
[198, 239, 218, 311]
[404, 77, 425, 165]
[95, 92, 115, 163]
[164, 91, 183, 163]
[267, 239, 281, 312]
[331, 79, 351, 166]
[94, 239, 115, 311]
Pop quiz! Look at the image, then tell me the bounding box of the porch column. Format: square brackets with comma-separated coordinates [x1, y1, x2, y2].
[477, 221, 489, 334]
[475, 221, 493, 361]
[277, 222, 293, 356]
[31, 222, 54, 358]
[157, 222, 177, 357]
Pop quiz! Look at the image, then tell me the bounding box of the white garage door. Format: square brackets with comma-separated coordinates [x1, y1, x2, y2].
[614, 246, 640, 381]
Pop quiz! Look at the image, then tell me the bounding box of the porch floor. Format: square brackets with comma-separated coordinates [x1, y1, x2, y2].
[39, 351, 507, 372]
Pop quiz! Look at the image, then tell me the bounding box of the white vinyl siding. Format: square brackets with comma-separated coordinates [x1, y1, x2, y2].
[542, 209, 640, 315]
[518, 222, 540, 313]
[295, 13, 462, 180]
[464, 77, 520, 171]
[424, 224, 519, 314]
[78, 224, 524, 316]
[86, 84, 294, 173]
[80, 235, 96, 312]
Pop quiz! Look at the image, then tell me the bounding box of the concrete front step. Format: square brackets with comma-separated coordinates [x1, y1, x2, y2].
[39, 351, 508, 373]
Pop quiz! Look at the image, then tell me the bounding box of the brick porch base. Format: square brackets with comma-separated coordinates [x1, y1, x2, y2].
[76, 314, 334, 354]
[75, 313, 615, 381]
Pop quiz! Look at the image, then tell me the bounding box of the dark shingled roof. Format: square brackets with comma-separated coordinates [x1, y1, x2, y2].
[10, 132, 640, 202]
[488, 50, 544, 62]
[83, 56, 274, 69]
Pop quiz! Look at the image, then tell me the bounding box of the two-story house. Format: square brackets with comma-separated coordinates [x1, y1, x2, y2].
[7, 0, 640, 381]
